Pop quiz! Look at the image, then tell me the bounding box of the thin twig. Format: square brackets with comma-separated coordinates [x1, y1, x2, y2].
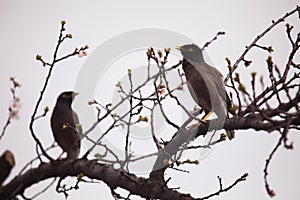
[199, 173, 248, 200]
[224, 6, 300, 83]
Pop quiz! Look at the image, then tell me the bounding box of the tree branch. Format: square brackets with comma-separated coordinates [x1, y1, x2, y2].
[0, 159, 196, 200]
[224, 5, 300, 83]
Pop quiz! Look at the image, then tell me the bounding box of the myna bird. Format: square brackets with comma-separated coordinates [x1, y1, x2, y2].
[176, 44, 235, 140]
[51, 91, 81, 159]
[0, 150, 15, 186]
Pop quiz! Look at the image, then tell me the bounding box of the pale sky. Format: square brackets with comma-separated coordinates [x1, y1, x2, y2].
[1, 1, 300, 200]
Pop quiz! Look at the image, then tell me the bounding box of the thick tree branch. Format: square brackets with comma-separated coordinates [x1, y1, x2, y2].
[0, 159, 196, 200]
[151, 112, 300, 180]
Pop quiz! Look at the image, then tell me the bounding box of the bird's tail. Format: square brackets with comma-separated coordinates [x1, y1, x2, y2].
[67, 144, 80, 160]
[225, 129, 235, 140]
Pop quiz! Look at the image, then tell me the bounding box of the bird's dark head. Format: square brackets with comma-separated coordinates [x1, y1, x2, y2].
[56, 91, 79, 106]
[176, 44, 204, 63]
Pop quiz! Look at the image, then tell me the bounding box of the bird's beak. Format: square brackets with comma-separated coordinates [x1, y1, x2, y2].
[176, 46, 182, 50]
[72, 92, 79, 97]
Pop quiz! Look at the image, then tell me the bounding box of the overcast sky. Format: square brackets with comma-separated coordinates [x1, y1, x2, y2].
[1, 1, 300, 200]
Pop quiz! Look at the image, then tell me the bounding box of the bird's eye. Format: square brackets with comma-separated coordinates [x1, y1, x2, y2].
[62, 94, 68, 98]
[188, 48, 193, 52]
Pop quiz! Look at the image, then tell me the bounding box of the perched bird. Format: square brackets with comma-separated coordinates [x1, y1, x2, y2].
[51, 91, 81, 159]
[0, 150, 15, 186]
[176, 44, 235, 140]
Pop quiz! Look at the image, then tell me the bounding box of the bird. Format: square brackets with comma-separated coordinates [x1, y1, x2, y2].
[176, 44, 235, 140]
[0, 150, 15, 186]
[51, 91, 81, 159]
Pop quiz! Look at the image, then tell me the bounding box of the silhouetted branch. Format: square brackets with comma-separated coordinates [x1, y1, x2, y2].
[0, 159, 197, 200]
[202, 31, 226, 50]
[224, 5, 300, 83]
[199, 173, 248, 200]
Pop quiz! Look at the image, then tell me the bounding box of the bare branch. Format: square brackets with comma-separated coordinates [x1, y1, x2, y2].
[0, 159, 197, 200]
[202, 31, 226, 50]
[224, 5, 300, 83]
[199, 173, 248, 200]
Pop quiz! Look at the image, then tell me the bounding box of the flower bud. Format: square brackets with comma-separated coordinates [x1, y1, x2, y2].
[44, 106, 49, 113]
[157, 50, 163, 58]
[66, 33, 72, 38]
[36, 54, 42, 61]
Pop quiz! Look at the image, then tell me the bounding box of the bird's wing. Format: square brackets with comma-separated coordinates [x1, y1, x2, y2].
[204, 64, 232, 108]
[73, 111, 83, 137]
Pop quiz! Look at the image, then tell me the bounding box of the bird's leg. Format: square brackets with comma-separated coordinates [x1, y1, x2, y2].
[192, 111, 213, 139]
[195, 111, 213, 127]
[187, 111, 213, 130]
[201, 111, 213, 121]
[56, 151, 64, 160]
